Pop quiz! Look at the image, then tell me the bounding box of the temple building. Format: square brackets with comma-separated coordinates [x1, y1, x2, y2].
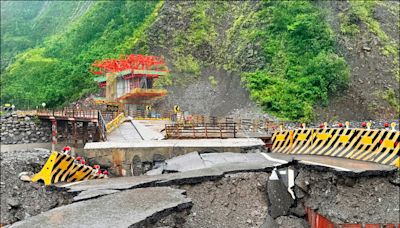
[91, 54, 168, 115]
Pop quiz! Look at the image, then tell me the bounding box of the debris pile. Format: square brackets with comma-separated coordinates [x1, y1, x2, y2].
[0, 149, 73, 225]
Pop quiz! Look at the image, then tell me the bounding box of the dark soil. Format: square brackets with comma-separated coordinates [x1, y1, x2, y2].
[156, 172, 270, 228]
[295, 168, 400, 224]
[0, 149, 73, 226]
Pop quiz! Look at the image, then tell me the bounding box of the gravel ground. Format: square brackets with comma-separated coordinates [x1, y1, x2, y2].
[295, 168, 400, 224]
[0, 149, 73, 226]
[156, 172, 270, 228]
[275, 215, 309, 228]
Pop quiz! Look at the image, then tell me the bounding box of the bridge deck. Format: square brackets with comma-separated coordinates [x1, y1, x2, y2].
[36, 109, 98, 122]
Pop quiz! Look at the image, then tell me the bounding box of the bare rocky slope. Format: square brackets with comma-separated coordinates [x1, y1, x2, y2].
[137, 1, 399, 121]
[314, 1, 399, 121]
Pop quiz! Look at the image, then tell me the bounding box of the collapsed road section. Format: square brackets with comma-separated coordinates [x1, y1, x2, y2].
[3, 149, 399, 228]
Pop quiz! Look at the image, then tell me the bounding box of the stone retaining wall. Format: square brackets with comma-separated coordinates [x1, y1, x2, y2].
[0, 113, 51, 144]
[1, 113, 99, 145]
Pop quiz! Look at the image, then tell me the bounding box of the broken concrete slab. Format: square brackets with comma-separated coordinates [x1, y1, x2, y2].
[73, 189, 120, 202]
[200, 152, 267, 166]
[164, 151, 206, 172]
[83, 139, 266, 176]
[10, 187, 192, 228]
[146, 165, 164, 176]
[267, 170, 294, 218]
[58, 158, 284, 194]
[146, 151, 281, 175]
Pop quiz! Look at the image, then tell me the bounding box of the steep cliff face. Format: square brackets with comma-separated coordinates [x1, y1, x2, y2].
[135, 1, 264, 116]
[314, 1, 399, 121]
[137, 1, 399, 121]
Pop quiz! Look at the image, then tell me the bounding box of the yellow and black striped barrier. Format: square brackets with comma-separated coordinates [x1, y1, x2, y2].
[31, 151, 106, 185]
[271, 127, 399, 167]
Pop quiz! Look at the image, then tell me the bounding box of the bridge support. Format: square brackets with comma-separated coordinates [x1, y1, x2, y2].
[72, 121, 78, 150]
[83, 122, 88, 144]
[51, 119, 57, 151]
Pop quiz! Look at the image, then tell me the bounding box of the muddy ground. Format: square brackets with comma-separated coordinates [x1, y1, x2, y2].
[296, 167, 400, 224]
[0, 149, 73, 226]
[156, 172, 270, 228]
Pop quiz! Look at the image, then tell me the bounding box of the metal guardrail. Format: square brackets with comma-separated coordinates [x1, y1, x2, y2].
[37, 108, 98, 120]
[126, 110, 173, 120]
[174, 115, 279, 136]
[165, 122, 237, 139]
[106, 112, 125, 134]
[98, 111, 107, 141]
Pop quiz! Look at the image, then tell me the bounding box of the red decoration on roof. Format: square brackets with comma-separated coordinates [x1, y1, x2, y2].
[91, 54, 168, 75]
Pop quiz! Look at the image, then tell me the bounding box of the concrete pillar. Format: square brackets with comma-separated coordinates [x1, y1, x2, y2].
[51, 119, 57, 152]
[83, 122, 88, 144]
[73, 121, 78, 149]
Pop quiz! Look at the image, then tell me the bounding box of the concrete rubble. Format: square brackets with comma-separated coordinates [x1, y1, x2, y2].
[2, 150, 399, 227]
[10, 187, 192, 228]
[267, 170, 294, 218]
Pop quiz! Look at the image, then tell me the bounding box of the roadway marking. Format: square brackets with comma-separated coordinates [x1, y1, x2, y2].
[287, 168, 295, 199]
[260, 153, 288, 164]
[260, 152, 351, 171]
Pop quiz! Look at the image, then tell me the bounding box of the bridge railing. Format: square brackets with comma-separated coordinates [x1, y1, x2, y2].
[165, 122, 237, 139]
[98, 111, 107, 141]
[37, 108, 98, 119]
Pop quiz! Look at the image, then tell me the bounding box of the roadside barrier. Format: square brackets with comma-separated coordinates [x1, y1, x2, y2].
[271, 128, 292, 154]
[106, 112, 125, 134]
[31, 151, 106, 185]
[271, 124, 399, 167]
[306, 207, 400, 228]
[288, 128, 315, 154]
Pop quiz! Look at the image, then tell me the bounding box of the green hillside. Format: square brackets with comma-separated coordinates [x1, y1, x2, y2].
[1, 1, 160, 108]
[1, 0, 398, 121]
[0, 1, 93, 71]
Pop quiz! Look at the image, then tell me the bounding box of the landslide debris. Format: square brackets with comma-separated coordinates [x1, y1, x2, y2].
[0, 149, 73, 225]
[295, 167, 400, 224]
[156, 172, 270, 228]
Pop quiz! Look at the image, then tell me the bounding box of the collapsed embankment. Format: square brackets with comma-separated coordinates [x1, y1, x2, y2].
[0, 150, 74, 225]
[1, 149, 399, 227]
[155, 166, 399, 228]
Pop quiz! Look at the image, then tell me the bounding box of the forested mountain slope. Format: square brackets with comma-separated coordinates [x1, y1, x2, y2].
[0, 1, 93, 71]
[1, 0, 398, 122]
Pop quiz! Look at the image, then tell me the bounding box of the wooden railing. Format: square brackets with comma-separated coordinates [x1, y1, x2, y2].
[165, 122, 237, 139]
